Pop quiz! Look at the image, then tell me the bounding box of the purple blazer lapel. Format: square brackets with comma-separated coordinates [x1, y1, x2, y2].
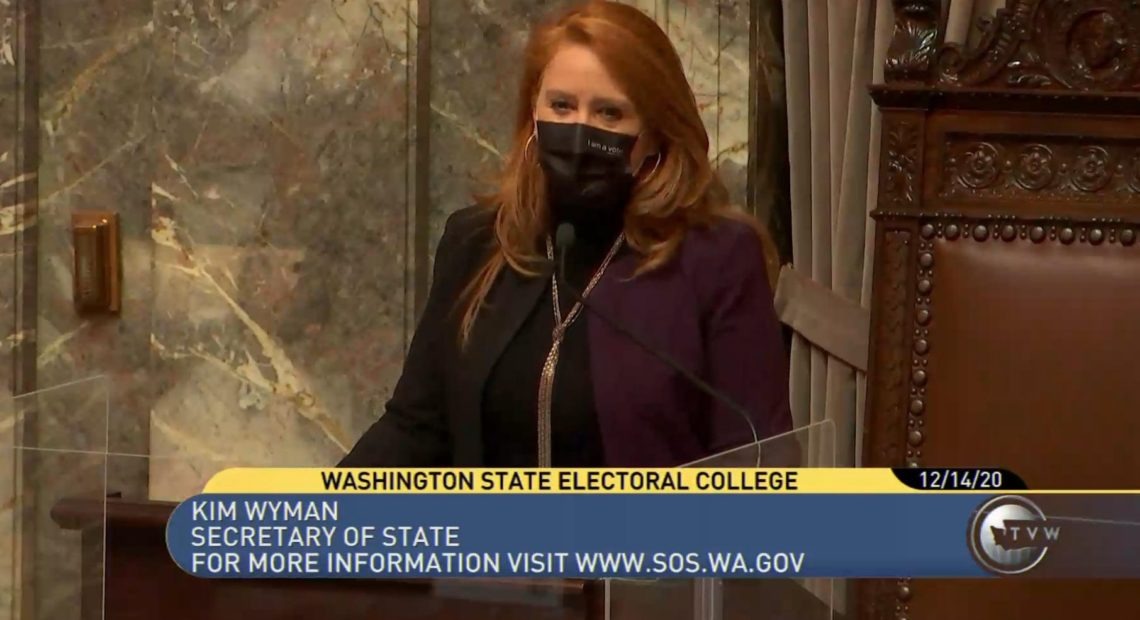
[587, 252, 708, 466]
[586, 222, 792, 467]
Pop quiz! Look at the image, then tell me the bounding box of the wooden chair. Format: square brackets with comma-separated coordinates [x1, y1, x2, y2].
[858, 1, 1140, 618]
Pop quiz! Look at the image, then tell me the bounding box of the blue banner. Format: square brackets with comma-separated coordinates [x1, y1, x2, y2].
[166, 492, 1140, 579]
[166, 493, 998, 579]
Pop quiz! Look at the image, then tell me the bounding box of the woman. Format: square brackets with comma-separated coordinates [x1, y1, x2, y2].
[340, 0, 791, 468]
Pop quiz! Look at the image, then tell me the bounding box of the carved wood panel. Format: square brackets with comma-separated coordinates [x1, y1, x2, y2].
[885, 0, 943, 83]
[880, 114, 925, 209]
[864, 227, 914, 469]
[939, 136, 1140, 204]
[938, 0, 1140, 91]
[862, 0, 1140, 618]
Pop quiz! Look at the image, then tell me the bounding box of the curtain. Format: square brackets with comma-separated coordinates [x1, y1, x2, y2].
[776, 1, 1002, 611]
[777, 0, 1004, 469]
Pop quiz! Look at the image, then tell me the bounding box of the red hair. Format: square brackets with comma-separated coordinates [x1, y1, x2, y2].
[459, 0, 777, 344]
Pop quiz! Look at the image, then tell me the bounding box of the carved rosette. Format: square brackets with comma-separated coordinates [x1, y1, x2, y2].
[1012, 144, 1055, 190]
[956, 143, 1001, 189]
[938, 0, 1140, 91]
[941, 137, 1140, 203]
[1071, 146, 1113, 192]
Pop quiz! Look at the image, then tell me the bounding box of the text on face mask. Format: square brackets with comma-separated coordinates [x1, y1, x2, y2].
[586, 139, 623, 156]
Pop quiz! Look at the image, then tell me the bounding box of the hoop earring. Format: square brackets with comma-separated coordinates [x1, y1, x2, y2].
[646, 152, 662, 177]
[523, 131, 536, 159]
[636, 152, 662, 180]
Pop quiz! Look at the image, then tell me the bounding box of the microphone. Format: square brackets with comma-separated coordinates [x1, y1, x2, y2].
[553, 223, 760, 460]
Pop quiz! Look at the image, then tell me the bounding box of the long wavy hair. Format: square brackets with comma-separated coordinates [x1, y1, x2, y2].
[458, 0, 778, 345]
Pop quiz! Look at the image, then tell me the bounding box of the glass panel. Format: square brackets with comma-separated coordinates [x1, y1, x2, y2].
[105, 441, 598, 617]
[0, 380, 837, 620]
[607, 421, 837, 620]
[124, 456, 608, 617]
[1, 377, 110, 620]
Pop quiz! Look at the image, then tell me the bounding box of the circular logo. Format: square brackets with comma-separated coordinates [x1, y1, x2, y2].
[968, 495, 1051, 575]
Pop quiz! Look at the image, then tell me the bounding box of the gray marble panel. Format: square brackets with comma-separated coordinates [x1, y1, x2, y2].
[147, 0, 415, 499]
[426, 0, 565, 262]
[36, 0, 155, 474]
[1, 0, 28, 610]
[19, 0, 157, 612]
[0, 0, 19, 605]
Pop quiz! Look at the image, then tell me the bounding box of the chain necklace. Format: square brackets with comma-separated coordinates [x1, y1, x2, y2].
[536, 233, 625, 467]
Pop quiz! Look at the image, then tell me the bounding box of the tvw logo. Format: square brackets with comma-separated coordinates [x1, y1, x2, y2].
[969, 496, 1057, 575]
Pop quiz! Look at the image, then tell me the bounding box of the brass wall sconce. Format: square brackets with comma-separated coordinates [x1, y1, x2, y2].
[71, 211, 121, 315]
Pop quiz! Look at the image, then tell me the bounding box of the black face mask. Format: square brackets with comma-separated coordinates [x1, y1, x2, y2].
[535, 121, 638, 239]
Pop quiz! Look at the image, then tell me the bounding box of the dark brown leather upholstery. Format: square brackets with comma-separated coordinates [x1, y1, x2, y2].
[856, 1, 1140, 617]
[924, 237, 1140, 485]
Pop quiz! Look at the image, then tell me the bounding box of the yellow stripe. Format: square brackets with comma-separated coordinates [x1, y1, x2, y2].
[199, 468, 1140, 495]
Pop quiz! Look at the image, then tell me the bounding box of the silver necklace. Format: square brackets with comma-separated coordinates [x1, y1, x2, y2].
[535, 233, 625, 467]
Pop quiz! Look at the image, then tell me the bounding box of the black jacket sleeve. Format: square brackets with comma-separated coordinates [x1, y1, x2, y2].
[338, 209, 477, 467]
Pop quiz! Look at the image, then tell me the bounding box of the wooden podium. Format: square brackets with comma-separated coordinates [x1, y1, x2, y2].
[51, 498, 837, 620]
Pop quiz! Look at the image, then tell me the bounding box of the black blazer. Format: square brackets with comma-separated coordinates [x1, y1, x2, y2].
[340, 208, 495, 466]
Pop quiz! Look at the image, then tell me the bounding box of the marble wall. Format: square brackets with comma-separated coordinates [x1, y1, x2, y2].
[1, 0, 30, 613]
[146, 0, 418, 498]
[1, 0, 785, 509]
